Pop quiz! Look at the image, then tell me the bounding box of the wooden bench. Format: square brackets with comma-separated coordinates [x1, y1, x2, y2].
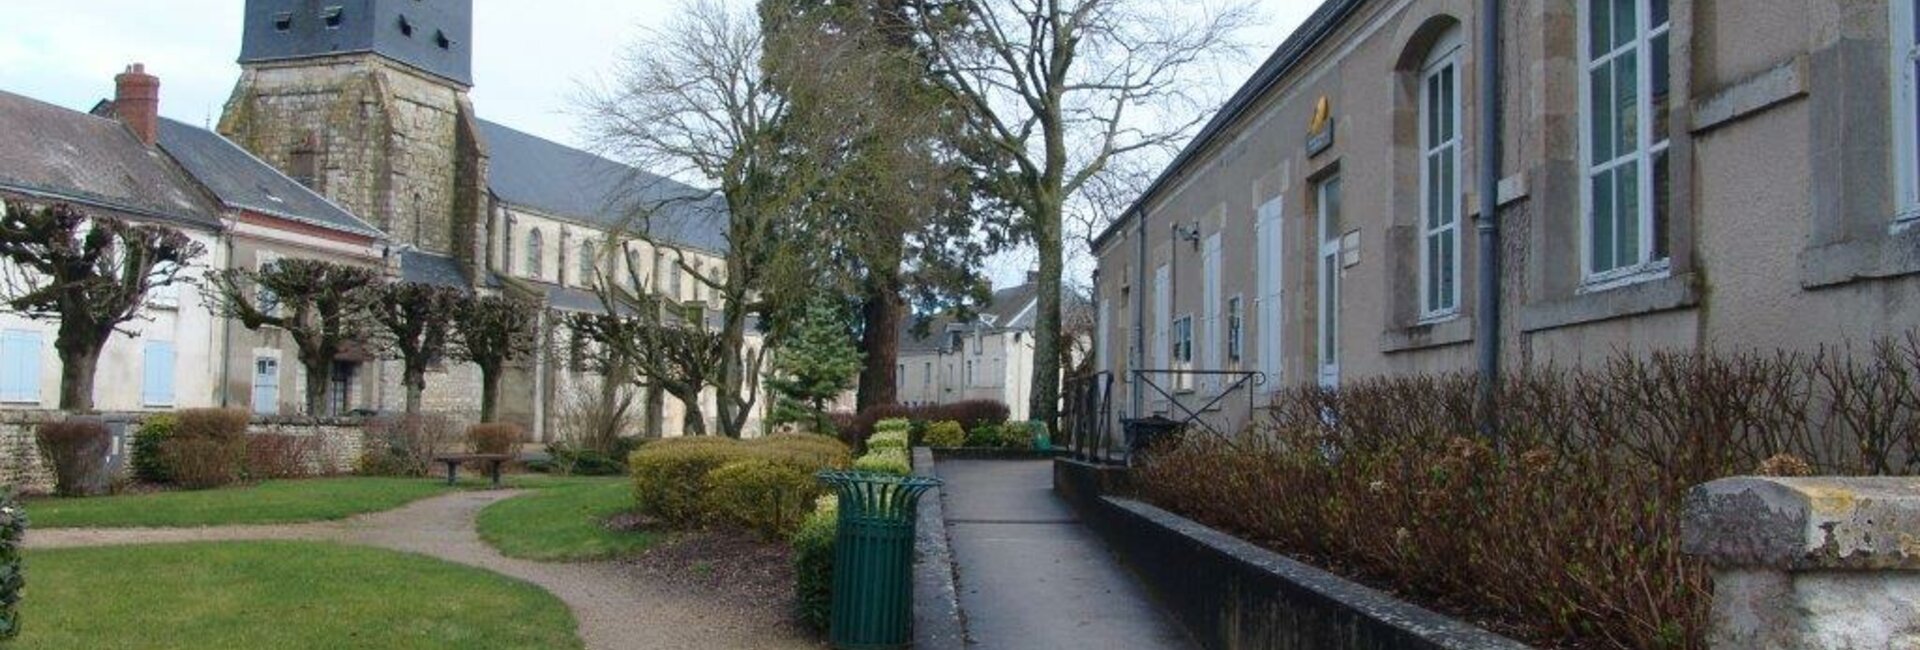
[432, 454, 513, 488]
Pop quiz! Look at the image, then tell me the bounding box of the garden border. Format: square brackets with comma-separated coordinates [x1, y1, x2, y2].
[910, 446, 967, 650]
[1054, 458, 1534, 650]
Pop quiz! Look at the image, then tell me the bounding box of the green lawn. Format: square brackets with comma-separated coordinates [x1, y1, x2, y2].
[17, 540, 580, 649]
[26, 477, 461, 528]
[478, 477, 662, 561]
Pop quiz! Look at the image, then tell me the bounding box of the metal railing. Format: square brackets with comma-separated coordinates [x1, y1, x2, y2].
[1129, 369, 1267, 438]
[1061, 371, 1120, 464]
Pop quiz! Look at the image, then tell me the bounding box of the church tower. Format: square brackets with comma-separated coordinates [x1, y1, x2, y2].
[219, 0, 488, 272]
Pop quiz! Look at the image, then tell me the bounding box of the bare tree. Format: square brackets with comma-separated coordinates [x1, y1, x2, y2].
[210, 258, 379, 416]
[910, 0, 1254, 427]
[0, 200, 204, 411]
[368, 281, 463, 415]
[578, 0, 797, 437]
[451, 293, 541, 423]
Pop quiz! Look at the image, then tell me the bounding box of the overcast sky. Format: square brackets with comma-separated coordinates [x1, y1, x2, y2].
[0, 0, 1314, 286]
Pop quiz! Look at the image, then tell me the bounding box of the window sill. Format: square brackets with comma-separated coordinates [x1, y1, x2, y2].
[1380, 315, 1473, 353]
[1799, 225, 1920, 289]
[1520, 272, 1700, 333]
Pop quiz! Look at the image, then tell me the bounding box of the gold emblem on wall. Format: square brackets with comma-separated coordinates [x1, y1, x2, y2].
[1307, 95, 1335, 156]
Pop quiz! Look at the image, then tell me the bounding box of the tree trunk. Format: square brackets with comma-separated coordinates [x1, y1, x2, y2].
[303, 359, 334, 417]
[480, 364, 502, 423]
[403, 364, 426, 415]
[856, 277, 903, 411]
[56, 343, 102, 412]
[1028, 201, 1064, 430]
[678, 389, 708, 435]
[714, 306, 751, 438]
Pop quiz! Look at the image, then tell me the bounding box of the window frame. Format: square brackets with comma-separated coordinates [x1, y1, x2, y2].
[1578, 0, 1673, 285]
[525, 228, 544, 280]
[1418, 32, 1465, 320]
[1316, 175, 1343, 388]
[1892, 0, 1920, 227]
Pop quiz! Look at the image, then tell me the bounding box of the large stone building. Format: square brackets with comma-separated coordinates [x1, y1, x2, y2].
[213, 0, 754, 438]
[1093, 0, 1920, 431]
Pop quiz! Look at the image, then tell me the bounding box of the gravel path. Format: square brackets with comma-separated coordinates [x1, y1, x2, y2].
[27, 490, 821, 650]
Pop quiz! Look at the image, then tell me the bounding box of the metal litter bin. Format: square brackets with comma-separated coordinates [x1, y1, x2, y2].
[818, 470, 942, 650]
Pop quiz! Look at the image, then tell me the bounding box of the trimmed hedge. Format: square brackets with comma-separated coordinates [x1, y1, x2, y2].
[829, 400, 1011, 449]
[792, 496, 837, 632]
[0, 485, 23, 641]
[706, 459, 820, 538]
[160, 408, 250, 489]
[852, 448, 910, 476]
[130, 414, 178, 484]
[923, 420, 965, 448]
[628, 434, 851, 527]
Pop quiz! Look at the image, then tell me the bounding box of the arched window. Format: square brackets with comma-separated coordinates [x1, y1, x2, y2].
[526, 228, 544, 279]
[1418, 27, 1463, 319]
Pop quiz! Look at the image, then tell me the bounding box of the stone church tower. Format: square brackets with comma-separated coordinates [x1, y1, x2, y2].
[218, 0, 488, 274]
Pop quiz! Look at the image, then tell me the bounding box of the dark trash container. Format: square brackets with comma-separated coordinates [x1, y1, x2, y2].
[818, 470, 942, 650]
[1122, 415, 1187, 460]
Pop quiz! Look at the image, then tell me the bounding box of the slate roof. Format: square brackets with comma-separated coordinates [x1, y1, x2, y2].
[399, 249, 469, 289]
[478, 119, 730, 254]
[0, 90, 220, 228]
[899, 282, 1042, 355]
[239, 0, 473, 86]
[155, 117, 382, 238]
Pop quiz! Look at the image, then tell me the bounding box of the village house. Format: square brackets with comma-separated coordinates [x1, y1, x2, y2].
[1092, 0, 1920, 431]
[896, 280, 1041, 421]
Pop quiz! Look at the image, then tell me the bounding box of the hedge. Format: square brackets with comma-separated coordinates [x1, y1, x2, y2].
[629, 434, 851, 527]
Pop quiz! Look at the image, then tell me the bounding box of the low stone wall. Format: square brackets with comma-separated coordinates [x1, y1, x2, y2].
[1683, 476, 1920, 649]
[911, 447, 966, 650]
[0, 410, 369, 493]
[1054, 458, 1533, 650]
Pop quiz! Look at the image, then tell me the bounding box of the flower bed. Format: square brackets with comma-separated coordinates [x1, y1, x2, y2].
[1138, 341, 1920, 649]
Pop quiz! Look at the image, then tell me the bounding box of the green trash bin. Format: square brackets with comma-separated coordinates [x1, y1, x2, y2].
[818, 470, 942, 650]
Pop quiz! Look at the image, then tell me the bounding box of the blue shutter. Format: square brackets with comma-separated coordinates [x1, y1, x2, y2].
[0, 330, 42, 403]
[142, 341, 177, 407]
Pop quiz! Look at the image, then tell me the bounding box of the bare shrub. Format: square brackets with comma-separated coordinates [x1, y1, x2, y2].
[34, 419, 109, 496]
[1137, 341, 1920, 649]
[467, 423, 524, 455]
[359, 413, 461, 477]
[557, 383, 643, 454]
[244, 433, 319, 479]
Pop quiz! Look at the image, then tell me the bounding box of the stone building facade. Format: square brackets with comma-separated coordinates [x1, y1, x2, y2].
[1092, 0, 1920, 432]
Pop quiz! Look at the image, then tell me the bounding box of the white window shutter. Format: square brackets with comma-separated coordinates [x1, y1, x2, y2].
[142, 341, 176, 407]
[1256, 198, 1285, 384]
[1153, 264, 1170, 371]
[1096, 300, 1111, 375]
[0, 330, 41, 403]
[1202, 233, 1222, 390]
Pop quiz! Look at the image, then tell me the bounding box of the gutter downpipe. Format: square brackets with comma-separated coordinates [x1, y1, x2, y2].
[1131, 207, 1148, 420]
[1475, 0, 1503, 440]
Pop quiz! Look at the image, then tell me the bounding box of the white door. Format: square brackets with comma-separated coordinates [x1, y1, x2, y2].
[1255, 198, 1284, 386]
[252, 356, 280, 414]
[1317, 176, 1342, 388]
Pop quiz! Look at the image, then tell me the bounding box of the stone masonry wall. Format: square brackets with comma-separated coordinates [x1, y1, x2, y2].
[1, 410, 370, 494]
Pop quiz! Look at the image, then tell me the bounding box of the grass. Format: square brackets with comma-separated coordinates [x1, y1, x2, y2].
[478, 476, 663, 561]
[24, 476, 473, 529]
[17, 540, 581, 649]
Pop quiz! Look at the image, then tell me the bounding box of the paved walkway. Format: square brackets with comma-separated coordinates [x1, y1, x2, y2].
[28, 490, 819, 650]
[936, 459, 1195, 650]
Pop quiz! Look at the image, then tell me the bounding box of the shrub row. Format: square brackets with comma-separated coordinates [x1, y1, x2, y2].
[358, 413, 463, 477]
[964, 421, 1037, 450]
[826, 400, 1011, 449]
[791, 495, 837, 633]
[0, 485, 23, 641]
[1137, 340, 1920, 649]
[629, 433, 851, 537]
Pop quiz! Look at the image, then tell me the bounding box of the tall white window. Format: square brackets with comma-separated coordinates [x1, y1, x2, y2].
[0, 330, 42, 404]
[1172, 314, 1194, 391]
[1152, 264, 1170, 370]
[1420, 31, 1464, 318]
[142, 340, 176, 407]
[1317, 175, 1342, 388]
[526, 228, 544, 279]
[1255, 198, 1284, 384]
[1201, 233, 1222, 387]
[1581, 0, 1672, 281]
[1892, 0, 1920, 224]
[579, 241, 597, 285]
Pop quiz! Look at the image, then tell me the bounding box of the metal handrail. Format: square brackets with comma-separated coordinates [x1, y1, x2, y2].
[1061, 371, 1120, 464]
[1129, 369, 1267, 437]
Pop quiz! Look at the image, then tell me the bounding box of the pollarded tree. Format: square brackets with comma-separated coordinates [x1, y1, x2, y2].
[767, 296, 864, 433]
[568, 303, 729, 436]
[368, 281, 464, 415]
[452, 293, 540, 423]
[0, 200, 204, 411]
[211, 258, 379, 416]
[909, 0, 1254, 427]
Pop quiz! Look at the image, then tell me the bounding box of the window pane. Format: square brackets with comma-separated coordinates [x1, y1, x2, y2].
[1441, 152, 1456, 226]
[1614, 52, 1638, 159]
[1441, 229, 1456, 309]
[1426, 152, 1443, 229]
[1590, 0, 1612, 58]
[1590, 65, 1614, 164]
[1616, 160, 1641, 266]
[1426, 73, 1442, 147]
[1652, 149, 1670, 260]
[1320, 178, 1343, 238]
[1651, 0, 1669, 28]
[1442, 65, 1457, 142]
[1613, 0, 1636, 50]
[1322, 256, 1338, 357]
[1426, 235, 1441, 308]
[1652, 32, 1670, 144]
[1591, 170, 1616, 272]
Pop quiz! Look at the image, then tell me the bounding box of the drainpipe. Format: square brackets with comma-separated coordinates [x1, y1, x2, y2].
[1130, 208, 1147, 419]
[1475, 0, 1503, 439]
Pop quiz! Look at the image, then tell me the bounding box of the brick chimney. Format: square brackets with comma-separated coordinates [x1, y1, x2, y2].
[113, 63, 160, 146]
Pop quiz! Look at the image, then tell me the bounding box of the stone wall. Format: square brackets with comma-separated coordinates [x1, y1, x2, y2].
[248, 416, 368, 475]
[0, 410, 371, 493]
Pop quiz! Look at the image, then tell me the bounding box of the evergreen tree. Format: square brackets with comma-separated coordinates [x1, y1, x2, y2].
[767, 297, 864, 434]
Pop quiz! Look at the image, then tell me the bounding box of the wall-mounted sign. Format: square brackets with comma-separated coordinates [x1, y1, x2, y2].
[1306, 95, 1335, 156]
